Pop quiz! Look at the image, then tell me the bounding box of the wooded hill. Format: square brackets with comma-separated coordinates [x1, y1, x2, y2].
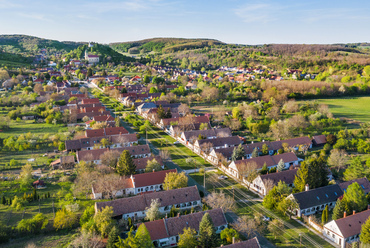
[109, 37, 225, 54]
[65, 43, 136, 64]
[0, 35, 84, 55]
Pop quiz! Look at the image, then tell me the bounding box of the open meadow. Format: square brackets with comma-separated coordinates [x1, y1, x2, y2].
[314, 97, 370, 123]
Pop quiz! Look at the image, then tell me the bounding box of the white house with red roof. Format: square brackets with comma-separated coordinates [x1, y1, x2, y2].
[92, 169, 177, 199]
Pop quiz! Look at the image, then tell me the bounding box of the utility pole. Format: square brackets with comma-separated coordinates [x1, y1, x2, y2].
[232, 186, 235, 201]
[299, 233, 302, 246]
[203, 170, 206, 190]
[146, 126, 148, 145]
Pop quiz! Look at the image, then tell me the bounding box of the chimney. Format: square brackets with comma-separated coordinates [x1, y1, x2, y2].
[305, 184, 309, 191]
[153, 169, 155, 172]
[353, 210, 356, 215]
[165, 213, 168, 219]
[242, 157, 244, 160]
[232, 237, 235, 244]
[344, 211, 347, 218]
[177, 213, 180, 217]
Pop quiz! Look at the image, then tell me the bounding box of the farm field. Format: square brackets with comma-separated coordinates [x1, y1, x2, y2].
[314, 97, 370, 123]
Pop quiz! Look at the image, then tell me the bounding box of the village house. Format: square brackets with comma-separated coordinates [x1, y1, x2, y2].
[85, 50, 99, 64]
[160, 115, 210, 131]
[179, 128, 232, 145]
[338, 177, 370, 194]
[249, 169, 298, 196]
[312, 134, 327, 146]
[65, 133, 138, 152]
[288, 184, 343, 217]
[143, 208, 227, 247]
[76, 144, 151, 164]
[85, 127, 129, 138]
[50, 156, 75, 170]
[323, 209, 370, 248]
[226, 152, 299, 179]
[94, 186, 201, 219]
[91, 169, 177, 199]
[85, 115, 116, 128]
[193, 136, 241, 155]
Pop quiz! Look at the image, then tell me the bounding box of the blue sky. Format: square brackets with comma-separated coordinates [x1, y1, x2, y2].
[0, 0, 369, 45]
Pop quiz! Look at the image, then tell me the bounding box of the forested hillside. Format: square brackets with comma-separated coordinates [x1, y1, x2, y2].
[0, 35, 83, 55]
[109, 37, 224, 54]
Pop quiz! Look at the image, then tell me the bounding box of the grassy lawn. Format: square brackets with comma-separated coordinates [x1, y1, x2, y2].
[192, 170, 334, 248]
[146, 126, 214, 170]
[314, 96, 370, 123]
[0, 120, 67, 139]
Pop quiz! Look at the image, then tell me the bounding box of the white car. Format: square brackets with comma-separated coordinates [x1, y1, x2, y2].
[262, 216, 271, 221]
[218, 175, 228, 180]
[173, 141, 180, 144]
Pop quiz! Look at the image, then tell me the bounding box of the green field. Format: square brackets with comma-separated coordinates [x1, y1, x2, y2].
[315, 97, 370, 123]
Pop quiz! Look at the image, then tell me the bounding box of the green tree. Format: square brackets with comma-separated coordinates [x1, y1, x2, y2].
[360, 216, 370, 244]
[116, 150, 136, 176]
[363, 65, 370, 77]
[198, 213, 218, 248]
[332, 199, 347, 220]
[260, 163, 268, 175]
[322, 205, 328, 224]
[145, 159, 162, 172]
[87, 68, 93, 77]
[80, 205, 95, 226]
[344, 157, 369, 181]
[157, 105, 166, 119]
[58, 142, 66, 151]
[220, 228, 240, 245]
[19, 163, 33, 189]
[343, 182, 367, 213]
[262, 143, 269, 155]
[149, 87, 158, 93]
[135, 224, 154, 248]
[144, 75, 150, 84]
[107, 226, 119, 248]
[163, 171, 188, 190]
[293, 161, 309, 192]
[94, 206, 115, 238]
[11, 196, 26, 211]
[178, 227, 199, 248]
[16, 213, 48, 234]
[307, 155, 328, 189]
[231, 144, 245, 161]
[53, 208, 78, 230]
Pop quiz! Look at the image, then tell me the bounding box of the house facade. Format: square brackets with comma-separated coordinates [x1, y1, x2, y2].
[226, 152, 299, 179]
[144, 208, 228, 247]
[91, 169, 177, 199]
[323, 209, 370, 248]
[250, 169, 298, 196]
[288, 184, 343, 217]
[94, 186, 201, 220]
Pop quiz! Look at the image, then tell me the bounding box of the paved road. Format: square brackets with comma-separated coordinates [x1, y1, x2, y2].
[84, 82, 275, 247]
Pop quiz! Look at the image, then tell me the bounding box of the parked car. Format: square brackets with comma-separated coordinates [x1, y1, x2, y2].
[262, 216, 271, 221]
[173, 141, 180, 144]
[218, 175, 228, 180]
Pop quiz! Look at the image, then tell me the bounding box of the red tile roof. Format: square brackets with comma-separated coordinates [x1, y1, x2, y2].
[132, 169, 176, 188]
